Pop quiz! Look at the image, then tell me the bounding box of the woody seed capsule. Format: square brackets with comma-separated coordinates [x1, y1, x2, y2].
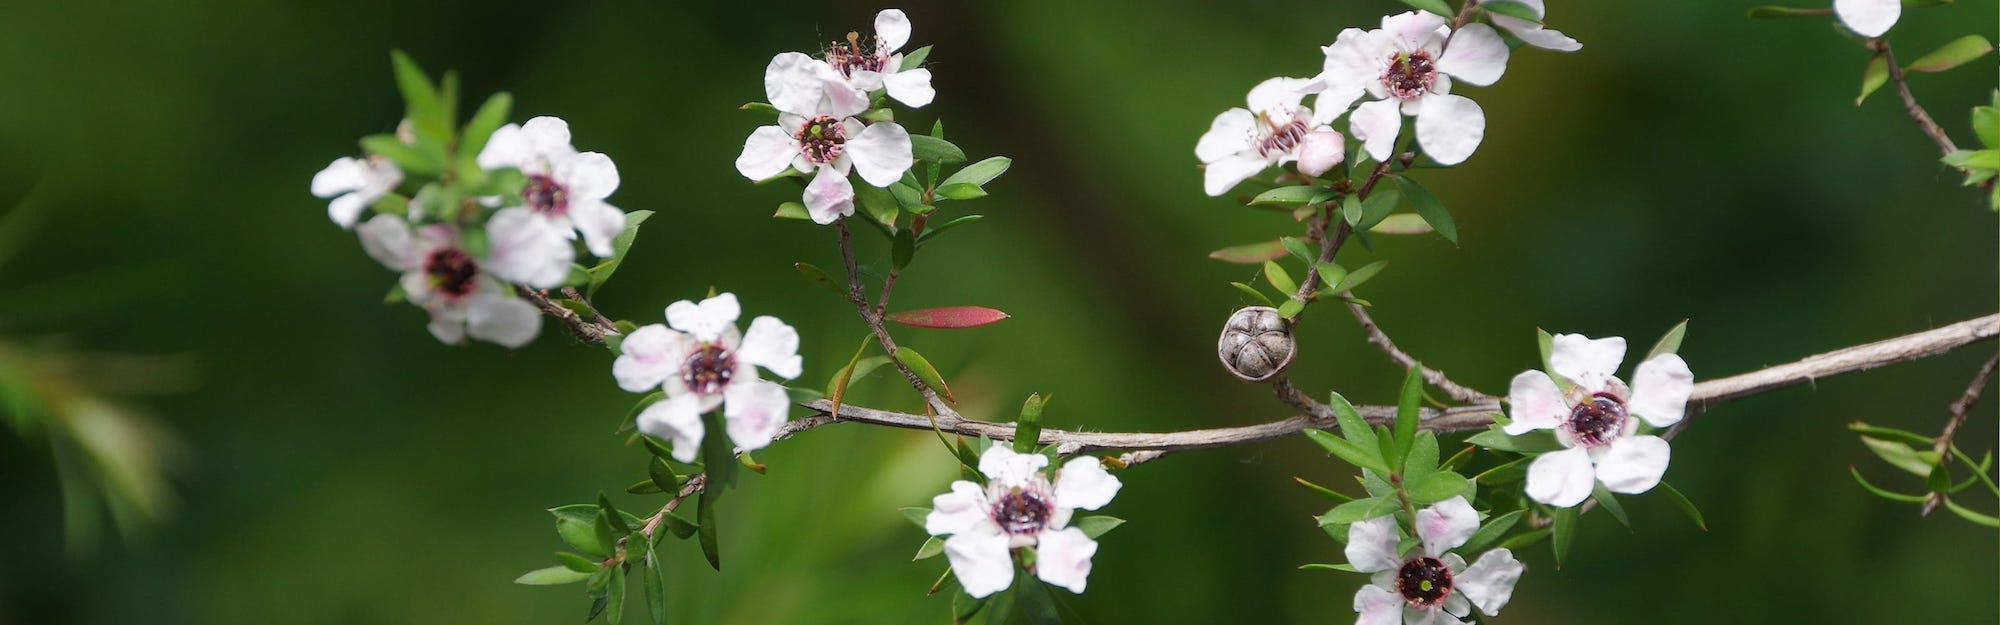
[1217, 306, 1297, 382]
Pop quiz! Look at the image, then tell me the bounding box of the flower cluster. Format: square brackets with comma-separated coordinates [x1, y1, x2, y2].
[735, 9, 930, 224]
[612, 293, 802, 462]
[1347, 497, 1523, 625]
[926, 446, 1122, 598]
[1199, 5, 1580, 196]
[1507, 333, 1694, 507]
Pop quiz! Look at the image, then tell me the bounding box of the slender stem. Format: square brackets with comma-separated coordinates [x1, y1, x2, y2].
[832, 219, 958, 419]
[1932, 355, 1997, 463]
[1347, 302, 1493, 402]
[1878, 42, 1961, 160]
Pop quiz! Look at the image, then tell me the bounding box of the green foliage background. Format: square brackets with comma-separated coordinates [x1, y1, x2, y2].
[0, 0, 1994, 622]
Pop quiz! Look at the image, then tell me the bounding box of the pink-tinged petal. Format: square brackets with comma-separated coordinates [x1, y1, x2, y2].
[1455, 548, 1524, 616]
[723, 379, 790, 451]
[424, 300, 468, 345]
[1401, 605, 1456, 625]
[1054, 457, 1121, 511]
[1525, 447, 1594, 507]
[802, 166, 856, 225]
[1034, 527, 1098, 594]
[882, 67, 935, 107]
[475, 123, 532, 171]
[612, 324, 686, 392]
[764, 52, 829, 115]
[482, 207, 573, 289]
[736, 125, 801, 181]
[465, 291, 541, 348]
[664, 293, 741, 342]
[1246, 76, 1312, 115]
[875, 8, 913, 52]
[1314, 29, 1388, 123]
[636, 394, 705, 463]
[943, 531, 1014, 599]
[1296, 129, 1346, 177]
[519, 116, 576, 159]
[927, 480, 994, 536]
[1436, 24, 1509, 87]
[1497, 18, 1582, 52]
[737, 315, 803, 380]
[1548, 333, 1627, 393]
[1627, 354, 1694, 427]
[1353, 584, 1403, 625]
[1415, 496, 1479, 556]
[847, 121, 914, 187]
[356, 214, 418, 270]
[1350, 99, 1403, 163]
[560, 151, 620, 200]
[1196, 108, 1256, 164]
[1835, 0, 1899, 37]
[1344, 515, 1403, 573]
[885, 306, 1011, 329]
[1381, 11, 1448, 50]
[1203, 153, 1270, 197]
[977, 446, 1049, 487]
[568, 199, 625, 259]
[1596, 435, 1671, 494]
[1504, 371, 1566, 435]
[1414, 94, 1485, 166]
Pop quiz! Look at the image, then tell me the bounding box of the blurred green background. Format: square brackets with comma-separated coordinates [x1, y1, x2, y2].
[0, 0, 1995, 623]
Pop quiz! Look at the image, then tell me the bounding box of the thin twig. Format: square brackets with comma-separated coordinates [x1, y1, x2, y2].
[1878, 42, 1960, 160]
[521, 287, 617, 344]
[1347, 302, 1493, 402]
[1921, 354, 1998, 515]
[833, 219, 959, 419]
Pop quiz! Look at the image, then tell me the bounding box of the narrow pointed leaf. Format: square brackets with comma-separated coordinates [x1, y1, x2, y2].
[1905, 35, 1994, 73]
[887, 306, 1011, 329]
[1207, 240, 1289, 264]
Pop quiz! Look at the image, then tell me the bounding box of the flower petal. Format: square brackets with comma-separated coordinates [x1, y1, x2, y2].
[424, 301, 467, 345]
[1835, 0, 1899, 37]
[1414, 94, 1485, 166]
[356, 214, 417, 270]
[1202, 152, 1270, 197]
[1350, 98, 1403, 163]
[466, 291, 541, 348]
[475, 123, 531, 171]
[847, 121, 914, 187]
[1525, 447, 1594, 507]
[736, 126, 801, 181]
[636, 394, 705, 463]
[1455, 548, 1524, 616]
[560, 151, 620, 200]
[1353, 584, 1403, 625]
[482, 207, 574, 289]
[977, 446, 1049, 487]
[1382, 11, 1448, 50]
[1245, 76, 1312, 115]
[520, 117, 575, 158]
[1415, 496, 1480, 556]
[665, 292, 741, 342]
[1548, 333, 1626, 393]
[875, 8, 913, 52]
[1595, 435, 1671, 495]
[764, 52, 829, 115]
[1296, 129, 1345, 177]
[723, 379, 790, 452]
[882, 67, 935, 108]
[1504, 371, 1567, 435]
[1495, 16, 1581, 52]
[568, 199, 626, 259]
[1627, 354, 1694, 427]
[943, 531, 1014, 599]
[612, 324, 686, 392]
[738, 315, 803, 380]
[1195, 108, 1256, 165]
[1313, 29, 1386, 123]
[1034, 527, 1098, 594]
[311, 157, 366, 197]
[1054, 457, 1121, 511]
[1344, 515, 1403, 573]
[1436, 23, 1509, 87]
[927, 480, 993, 536]
[802, 166, 857, 224]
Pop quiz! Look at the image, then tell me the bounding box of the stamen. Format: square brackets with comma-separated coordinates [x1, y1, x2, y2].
[522, 174, 569, 217]
[1380, 50, 1439, 100]
[424, 247, 479, 299]
[796, 115, 848, 165]
[1565, 392, 1629, 448]
[1396, 557, 1454, 607]
[992, 488, 1052, 535]
[681, 344, 737, 395]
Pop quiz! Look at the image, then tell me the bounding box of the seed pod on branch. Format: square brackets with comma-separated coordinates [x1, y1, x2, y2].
[1218, 306, 1297, 382]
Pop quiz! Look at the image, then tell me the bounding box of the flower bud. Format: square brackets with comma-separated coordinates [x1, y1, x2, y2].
[1217, 306, 1296, 382]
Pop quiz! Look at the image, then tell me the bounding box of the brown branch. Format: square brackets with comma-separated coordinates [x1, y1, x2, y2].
[833, 219, 958, 419]
[521, 287, 617, 344]
[1920, 354, 1998, 515]
[1347, 302, 1493, 403]
[1877, 42, 1961, 160]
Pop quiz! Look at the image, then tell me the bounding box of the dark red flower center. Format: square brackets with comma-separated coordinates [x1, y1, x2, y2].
[424, 247, 479, 299]
[1381, 50, 1438, 100]
[1566, 392, 1629, 448]
[825, 32, 889, 78]
[1396, 556, 1454, 607]
[993, 489, 1052, 535]
[797, 115, 847, 166]
[522, 173, 569, 217]
[1257, 114, 1310, 158]
[681, 344, 736, 395]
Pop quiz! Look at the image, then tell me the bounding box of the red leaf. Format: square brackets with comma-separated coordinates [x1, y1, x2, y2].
[1206, 241, 1288, 264]
[887, 306, 1011, 329]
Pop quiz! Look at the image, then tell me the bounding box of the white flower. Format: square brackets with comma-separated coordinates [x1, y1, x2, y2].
[1195, 77, 1347, 196]
[1480, 0, 1581, 52]
[924, 446, 1122, 598]
[311, 156, 402, 228]
[821, 9, 936, 108]
[1505, 334, 1695, 508]
[1311, 11, 1511, 166]
[355, 213, 560, 348]
[1834, 0, 1899, 37]
[1347, 497, 1524, 625]
[736, 55, 915, 224]
[611, 293, 802, 462]
[475, 116, 628, 259]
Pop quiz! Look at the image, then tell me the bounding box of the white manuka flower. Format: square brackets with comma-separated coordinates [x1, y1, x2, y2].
[1347, 497, 1524, 625]
[311, 156, 402, 229]
[1834, 0, 1898, 37]
[1506, 334, 1695, 508]
[1480, 0, 1581, 52]
[475, 116, 628, 259]
[355, 211, 569, 348]
[1311, 11, 1512, 166]
[1195, 76, 1346, 197]
[611, 293, 802, 462]
[925, 446, 1122, 598]
[821, 9, 935, 108]
[736, 53, 915, 225]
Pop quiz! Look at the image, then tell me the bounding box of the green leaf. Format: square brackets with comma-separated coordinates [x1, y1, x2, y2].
[458, 92, 512, 162]
[773, 202, 811, 220]
[1646, 320, 1689, 360]
[1850, 466, 1927, 503]
[1330, 260, 1388, 294]
[940, 156, 1011, 188]
[1250, 185, 1330, 208]
[1207, 241, 1289, 264]
[1342, 194, 1364, 225]
[1926, 461, 1953, 494]
[360, 134, 442, 175]
[388, 50, 448, 144]
[662, 512, 699, 539]
[553, 505, 609, 557]
[1465, 428, 1564, 453]
[1406, 471, 1472, 505]
[1279, 237, 1316, 264]
[1458, 509, 1524, 555]
[586, 210, 653, 298]
[1369, 213, 1434, 235]
[625, 479, 661, 495]
[826, 335, 879, 408]
[917, 214, 983, 245]
[1494, 527, 1551, 551]
[1943, 498, 2000, 527]
[1480, 0, 1541, 22]
[1396, 0, 1454, 17]
[1304, 429, 1391, 475]
[793, 262, 844, 296]
[1229, 282, 1274, 306]
[900, 506, 932, 529]
[696, 493, 721, 570]
[599, 494, 631, 534]
[900, 45, 932, 71]
[643, 551, 667, 625]
[1941, 149, 2000, 170]
[1402, 431, 1440, 482]
[1357, 190, 1401, 231]
[914, 536, 945, 560]
[1536, 328, 1555, 371]
[854, 183, 900, 228]
[1323, 495, 1401, 524]
[1747, 5, 1833, 17]
[1655, 481, 1707, 531]
[1551, 506, 1577, 567]
[1393, 366, 1423, 467]
[1294, 476, 1355, 503]
[1328, 392, 1378, 451]
[606, 561, 627, 624]
[700, 412, 738, 496]
[1591, 484, 1631, 530]
[1011, 575, 1062, 623]
[896, 346, 955, 402]
[739, 101, 780, 115]
[953, 589, 989, 624]
[1471, 456, 1531, 485]
[1972, 105, 1999, 149]
[1276, 298, 1305, 319]
[892, 228, 916, 269]
[1014, 393, 1047, 453]
[1397, 176, 1457, 243]
[934, 183, 987, 201]
[1857, 54, 1889, 106]
[515, 565, 594, 586]
[910, 134, 967, 163]
[1860, 436, 1937, 476]
[1905, 35, 1994, 73]
[1072, 515, 1125, 539]
[1298, 563, 1363, 572]
[558, 552, 601, 573]
[1263, 261, 1298, 295]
